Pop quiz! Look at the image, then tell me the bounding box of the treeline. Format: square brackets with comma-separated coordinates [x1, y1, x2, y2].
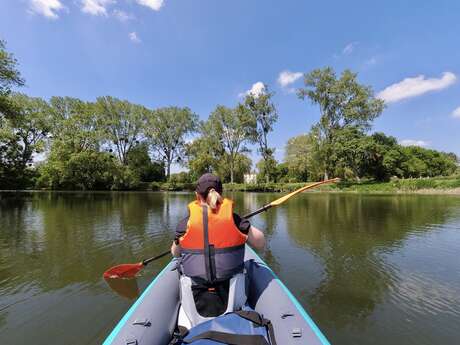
[1, 40, 458, 190]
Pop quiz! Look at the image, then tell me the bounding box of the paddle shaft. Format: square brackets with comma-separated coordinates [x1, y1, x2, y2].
[141, 178, 338, 266]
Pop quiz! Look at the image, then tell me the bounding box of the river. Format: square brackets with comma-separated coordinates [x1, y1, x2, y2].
[1, 191, 460, 345]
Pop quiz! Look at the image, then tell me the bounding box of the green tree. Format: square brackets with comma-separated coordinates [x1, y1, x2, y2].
[243, 85, 278, 182]
[256, 156, 278, 183]
[297, 67, 385, 179]
[126, 143, 165, 182]
[0, 40, 24, 118]
[206, 105, 253, 183]
[145, 106, 198, 178]
[216, 153, 251, 183]
[284, 134, 310, 182]
[50, 96, 101, 152]
[0, 93, 51, 188]
[95, 96, 147, 165]
[185, 136, 218, 180]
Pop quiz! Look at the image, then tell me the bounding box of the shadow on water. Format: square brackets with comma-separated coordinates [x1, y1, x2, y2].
[104, 277, 140, 300]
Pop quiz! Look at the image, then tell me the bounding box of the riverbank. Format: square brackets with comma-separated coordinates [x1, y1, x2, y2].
[2, 176, 460, 194]
[152, 176, 460, 194]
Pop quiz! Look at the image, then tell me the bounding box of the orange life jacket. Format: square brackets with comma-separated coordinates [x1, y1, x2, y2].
[179, 198, 247, 282]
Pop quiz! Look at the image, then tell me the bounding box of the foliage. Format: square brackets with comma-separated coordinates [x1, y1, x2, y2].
[216, 153, 251, 183]
[186, 134, 252, 183]
[169, 171, 192, 183]
[284, 134, 310, 182]
[243, 85, 278, 182]
[0, 55, 458, 191]
[297, 67, 385, 179]
[145, 106, 198, 178]
[126, 143, 165, 182]
[95, 96, 147, 165]
[0, 40, 25, 118]
[185, 136, 218, 180]
[256, 156, 278, 183]
[0, 93, 51, 188]
[50, 96, 101, 152]
[37, 150, 118, 190]
[205, 105, 254, 183]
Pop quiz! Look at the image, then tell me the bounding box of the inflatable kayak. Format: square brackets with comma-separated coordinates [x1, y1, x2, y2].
[103, 246, 330, 345]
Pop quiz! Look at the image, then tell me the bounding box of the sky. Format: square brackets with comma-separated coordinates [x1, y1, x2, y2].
[1, 0, 460, 171]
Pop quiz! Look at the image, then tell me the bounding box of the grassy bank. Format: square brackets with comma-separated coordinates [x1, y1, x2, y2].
[221, 177, 460, 194]
[148, 176, 460, 194]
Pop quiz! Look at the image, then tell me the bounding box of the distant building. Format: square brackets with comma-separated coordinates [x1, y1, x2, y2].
[244, 173, 257, 184]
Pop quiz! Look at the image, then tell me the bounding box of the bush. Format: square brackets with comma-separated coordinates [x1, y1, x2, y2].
[37, 151, 117, 190]
[112, 165, 141, 190]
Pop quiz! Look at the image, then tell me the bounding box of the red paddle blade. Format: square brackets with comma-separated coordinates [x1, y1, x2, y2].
[103, 262, 143, 279]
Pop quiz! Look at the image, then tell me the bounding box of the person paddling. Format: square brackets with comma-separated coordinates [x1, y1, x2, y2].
[171, 173, 265, 329]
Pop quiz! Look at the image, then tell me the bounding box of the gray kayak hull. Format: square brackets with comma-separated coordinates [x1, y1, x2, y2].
[103, 246, 330, 345]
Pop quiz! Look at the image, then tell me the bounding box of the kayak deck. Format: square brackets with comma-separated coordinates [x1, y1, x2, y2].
[104, 246, 330, 345]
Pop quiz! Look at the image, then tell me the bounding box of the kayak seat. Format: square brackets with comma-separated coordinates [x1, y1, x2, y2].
[178, 272, 247, 328]
[175, 309, 277, 345]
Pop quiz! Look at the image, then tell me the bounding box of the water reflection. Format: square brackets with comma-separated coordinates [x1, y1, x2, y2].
[271, 193, 460, 344]
[1, 192, 460, 345]
[104, 277, 140, 300]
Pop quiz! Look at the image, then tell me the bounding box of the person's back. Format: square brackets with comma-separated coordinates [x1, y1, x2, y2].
[171, 173, 265, 329]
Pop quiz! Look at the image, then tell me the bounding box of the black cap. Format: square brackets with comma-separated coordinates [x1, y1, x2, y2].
[196, 173, 223, 196]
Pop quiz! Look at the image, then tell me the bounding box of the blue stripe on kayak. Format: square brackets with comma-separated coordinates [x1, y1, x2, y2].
[103, 261, 174, 345]
[247, 246, 331, 345]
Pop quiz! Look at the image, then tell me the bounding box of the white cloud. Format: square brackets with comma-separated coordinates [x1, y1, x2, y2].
[452, 106, 460, 119]
[342, 42, 358, 55]
[81, 0, 114, 16]
[239, 82, 265, 98]
[136, 0, 164, 11]
[113, 9, 134, 22]
[29, 0, 64, 19]
[377, 72, 457, 104]
[365, 57, 377, 66]
[399, 139, 430, 147]
[277, 70, 303, 88]
[129, 32, 141, 43]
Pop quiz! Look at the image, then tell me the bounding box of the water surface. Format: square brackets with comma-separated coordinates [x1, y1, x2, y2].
[1, 192, 460, 344]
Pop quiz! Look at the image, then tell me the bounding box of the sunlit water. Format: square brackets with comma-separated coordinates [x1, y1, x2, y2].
[1, 192, 460, 345]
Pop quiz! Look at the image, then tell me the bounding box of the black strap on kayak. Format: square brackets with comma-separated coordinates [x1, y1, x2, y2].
[182, 311, 277, 345]
[234, 311, 277, 345]
[182, 330, 270, 345]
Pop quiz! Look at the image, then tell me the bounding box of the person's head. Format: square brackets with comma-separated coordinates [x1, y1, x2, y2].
[195, 173, 223, 211]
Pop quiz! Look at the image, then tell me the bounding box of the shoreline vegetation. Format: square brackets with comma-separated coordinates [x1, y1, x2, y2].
[1, 41, 459, 192]
[2, 176, 460, 195]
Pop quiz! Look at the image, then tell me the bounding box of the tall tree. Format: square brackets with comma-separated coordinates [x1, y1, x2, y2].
[206, 105, 253, 183]
[0, 40, 24, 118]
[50, 96, 100, 153]
[297, 67, 384, 179]
[0, 93, 50, 188]
[284, 134, 310, 182]
[243, 84, 278, 182]
[185, 136, 219, 180]
[145, 106, 198, 178]
[126, 143, 165, 182]
[95, 96, 147, 165]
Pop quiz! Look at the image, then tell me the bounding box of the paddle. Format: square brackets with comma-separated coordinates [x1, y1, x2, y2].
[103, 178, 339, 279]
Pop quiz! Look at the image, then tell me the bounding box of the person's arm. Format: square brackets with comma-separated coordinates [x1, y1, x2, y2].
[247, 226, 265, 249]
[171, 240, 181, 257]
[171, 216, 188, 258]
[233, 213, 266, 249]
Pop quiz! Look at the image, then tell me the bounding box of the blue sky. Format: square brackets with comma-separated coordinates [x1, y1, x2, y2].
[1, 0, 460, 169]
